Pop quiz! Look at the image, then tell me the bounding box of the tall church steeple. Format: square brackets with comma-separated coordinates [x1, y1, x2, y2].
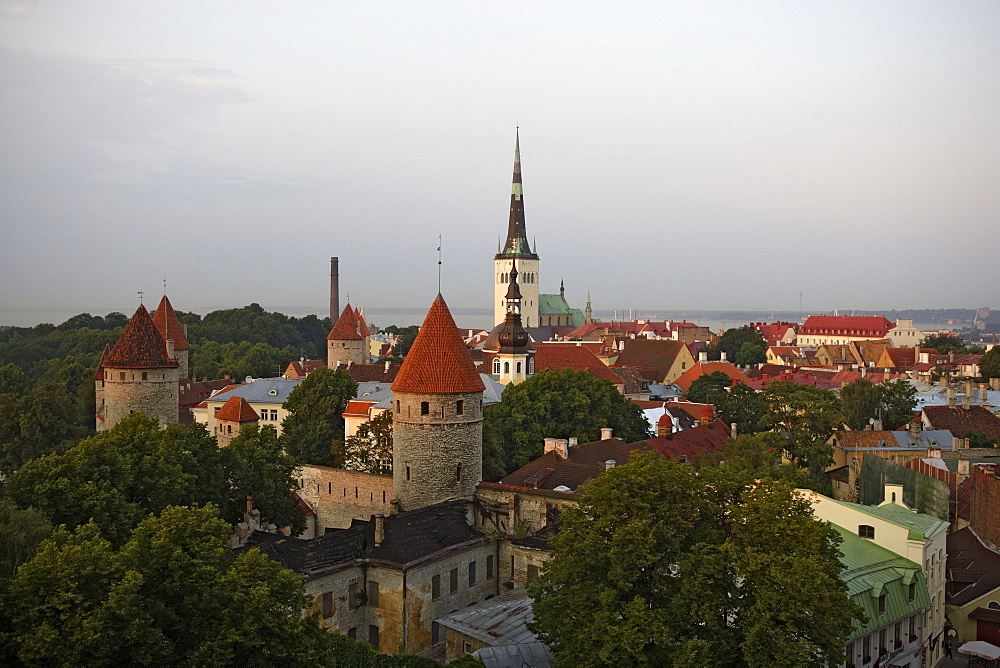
[494, 128, 540, 327]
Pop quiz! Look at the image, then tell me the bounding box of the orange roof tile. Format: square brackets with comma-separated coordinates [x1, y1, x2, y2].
[214, 396, 260, 422]
[105, 304, 179, 370]
[534, 343, 623, 385]
[93, 343, 112, 380]
[392, 294, 486, 395]
[326, 303, 364, 341]
[343, 400, 376, 418]
[151, 295, 190, 350]
[673, 362, 751, 393]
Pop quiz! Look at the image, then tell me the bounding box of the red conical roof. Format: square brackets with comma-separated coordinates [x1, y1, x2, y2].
[214, 396, 259, 422]
[392, 294, 485, 394]
[151, 295, 190, 350]
[105, 304, 180, 369]
[94, 343, 112, 380]
[326, 303, 364, 341]
[355, 308, 371, 337]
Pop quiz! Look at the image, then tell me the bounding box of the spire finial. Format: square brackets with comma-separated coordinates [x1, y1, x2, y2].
[137, 290, 144, 305]
[437, 234, 442, 293]
[163, 275, 167, 296]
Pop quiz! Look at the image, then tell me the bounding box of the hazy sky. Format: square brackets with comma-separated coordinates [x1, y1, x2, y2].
[2, 1, 998, 327]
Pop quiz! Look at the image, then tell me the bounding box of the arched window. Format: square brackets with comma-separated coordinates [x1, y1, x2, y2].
[493, 359, 501, 374]
[504, 362, 510, 374]
[516, 361, 522, 375]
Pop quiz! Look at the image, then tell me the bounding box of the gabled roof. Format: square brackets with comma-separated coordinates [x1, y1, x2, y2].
[392, 294, 485, 395]
[614, 339, 688, 382]
[214, 396, 260, 422]
[206, 378, 301, 405]
[829, 498, 949, 541]
[533, 343, 623, 386]
[642, 421, 730, 460]
[283, 359, 326, 378]
[104, 304, 179, 369]
[538, 292, 574, 315]
[499, 439, 649, 493]
[326, 303, 364, 341]
[947, 527, 1000, 607]
[151, 295, 190, 351]
[673, 361, 751, 393]
[923, 405, 1000, 440]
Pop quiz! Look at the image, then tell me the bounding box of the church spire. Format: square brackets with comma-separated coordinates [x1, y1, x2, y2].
[496, 127, 538, 260]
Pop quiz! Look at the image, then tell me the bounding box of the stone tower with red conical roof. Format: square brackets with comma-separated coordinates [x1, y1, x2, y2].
[326, 302, 369, 367]
[391, 294, 485, 511]
[99, 303, 180, 431]
[151, 295, 190, 379]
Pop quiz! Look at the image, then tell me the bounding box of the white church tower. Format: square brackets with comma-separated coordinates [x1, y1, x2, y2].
[494, 129, 540, 328]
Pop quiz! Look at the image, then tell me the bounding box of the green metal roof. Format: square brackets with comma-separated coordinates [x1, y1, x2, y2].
[538, 293, 574, 315]
[830, 498, 949, 542]
[835, 526, 931, 636]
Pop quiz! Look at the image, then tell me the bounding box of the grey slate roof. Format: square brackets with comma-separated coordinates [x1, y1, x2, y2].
[239, 500, 481, 577]
[481, 374, 505, 406]
[474, 642, 553, 668]
[208, 377, 302, 404]
[355, 381, 393, 409]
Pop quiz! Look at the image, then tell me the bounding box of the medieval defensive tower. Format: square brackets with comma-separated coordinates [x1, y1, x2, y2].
[99, 303, 180, 431]
[391, 294, 485, 511]
[151, 295, 190, 379]
[326, 302, 369, 367]
[494, 129, 540, 328]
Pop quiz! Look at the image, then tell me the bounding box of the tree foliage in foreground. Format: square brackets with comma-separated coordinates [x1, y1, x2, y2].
[715, 383, 766, 435]
[2, 506, 336, 666]
[980, 345, 1000, 379]
[840, 378, 917, 431]
[759, 381, 843, 483]
[685, 371, 732, 404]
[281, 367, 358, 467]
[483, 369, 651, 481]
[6, 413, 301, 545]
[345, 410, 394, 475]
[528, 454, 862, 667]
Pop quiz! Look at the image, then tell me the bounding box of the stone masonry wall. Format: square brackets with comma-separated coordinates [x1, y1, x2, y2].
[102, 366, 179, 430]
[393, 390, 483, 512]
[328, 338, 367, 367]
[297, 466, 394, 532]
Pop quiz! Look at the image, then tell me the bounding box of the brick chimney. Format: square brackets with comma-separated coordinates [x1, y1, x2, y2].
[601, 427, 613, 440]
[544, 438, 569, 459]
[374, 514, 384, 547]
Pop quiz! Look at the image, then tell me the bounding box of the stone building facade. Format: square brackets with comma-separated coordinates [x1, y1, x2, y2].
[151, 294, 190, 379]
[98, 304, 180, 431]
[297, 465, 394, 533]
[327, 303, 370, 367]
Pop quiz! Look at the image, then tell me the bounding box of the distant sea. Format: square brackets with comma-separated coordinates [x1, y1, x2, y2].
[0, 305, 956, 334]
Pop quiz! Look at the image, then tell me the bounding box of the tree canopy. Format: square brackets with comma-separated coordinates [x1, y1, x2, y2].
[759, 381, 843, 484]
[716, 383, 767, 435]
[281, 367, 358, 467]
[483, 369, 651, 481]
[528, 453, 862, 667]
[840, 378, 917, 431]
[700, 326, 768, 364]
[345, 410, 393, 475]
[919, 333, 985, 356]
[980, 346, 1000, 379]
[6, 413, 299, 545]
[685, 371, 732, 404]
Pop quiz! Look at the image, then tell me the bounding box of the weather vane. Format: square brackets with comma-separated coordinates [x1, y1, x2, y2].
[437, 234, 442, 292]
[137, 290, 144, 305]
[163, 275, 167, 296]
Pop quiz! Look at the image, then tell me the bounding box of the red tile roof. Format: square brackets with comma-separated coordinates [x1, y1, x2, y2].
[343, 400, 376, 418]
[923, 405, 1000, 440]
[355, 308, 371, 337]
[533, 343, 623, 386]
[151, 295, 190, 351]
[799, 315, 894, 337]
[499, 438, 650, 492]
[643, 421, 730, 460]
[104, 304, 179, 369]
[93, 343, 112, 380]
[673, 362, 751, 393]
[213, 396, 260, 422]
[284, 359, 326, 378]
[326, 303, 364, 341]
[392, 294, 485, 395]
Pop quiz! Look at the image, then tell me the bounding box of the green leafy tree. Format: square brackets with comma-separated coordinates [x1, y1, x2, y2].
[701, 326, 768, 363]
[980, 346, 1000, 379]
[3, 506, 340, 666]
[281, 367, 358, 467]
[0, 499, 52, 580]
[919, 333, 985, 356]
[482, 369, 651, 481]
[227, 424, 305, 533]
[759, 382, 844, 482]
[345, 410, 394, 474]
[528, 453, 862, 667]
[685, 371, 732, 404]
[841, 378, 917, 431]
[716, 383, 766, 435]
[967, 431, 997, 449]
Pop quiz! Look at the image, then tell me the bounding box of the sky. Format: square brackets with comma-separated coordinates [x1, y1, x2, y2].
[2, 1, 998, 327]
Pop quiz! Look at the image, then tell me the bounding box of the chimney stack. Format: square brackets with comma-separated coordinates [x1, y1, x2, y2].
[720, 351, 728, 362]
[601, 427, 613, 440]
[374, 514, 384, 547]
[330, 257, 340, 323]
[699, 351, 708, 363]
[544, 438, 569, 459]
[947, 387, 956, 407]
[166, 339, 175, 359]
